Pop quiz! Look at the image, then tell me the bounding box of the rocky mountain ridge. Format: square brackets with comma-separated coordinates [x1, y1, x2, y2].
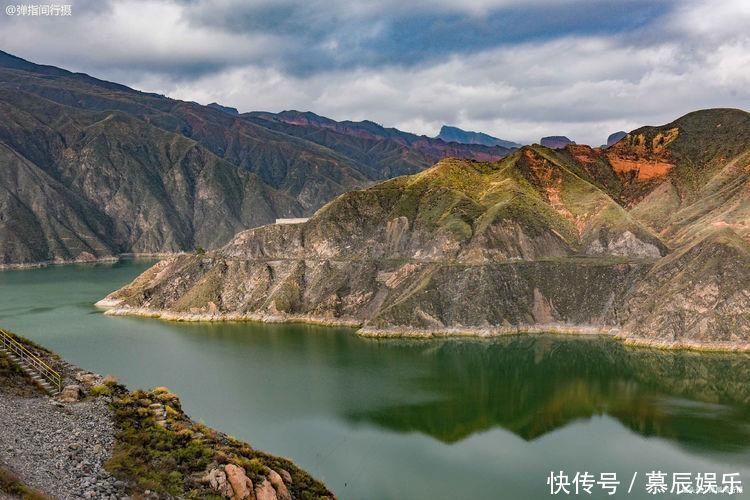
[0, 51, 510, 266]
[245, 110, 513, 179]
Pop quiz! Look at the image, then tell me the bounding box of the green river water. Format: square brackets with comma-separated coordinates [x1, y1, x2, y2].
[1, 260, 749, 499]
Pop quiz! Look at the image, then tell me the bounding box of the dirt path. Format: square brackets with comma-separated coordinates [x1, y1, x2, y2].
[0, 389, 128, 500]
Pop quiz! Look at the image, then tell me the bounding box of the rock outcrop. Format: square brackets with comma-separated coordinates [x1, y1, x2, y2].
[224, 464, 254, 500]
[203, 468, 234, 497]
[59, 384, 83, 402]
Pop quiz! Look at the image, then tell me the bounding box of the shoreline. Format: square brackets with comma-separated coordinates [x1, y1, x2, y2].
[0, 253, 176, 271]
[99, 304, 364, 329]
[0, 329, 334, 499]
[361, 325, 750, 353]
[97, 305, 750, 353]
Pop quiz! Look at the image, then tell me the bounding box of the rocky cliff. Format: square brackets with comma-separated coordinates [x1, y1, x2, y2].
[101, 109, 750, 350]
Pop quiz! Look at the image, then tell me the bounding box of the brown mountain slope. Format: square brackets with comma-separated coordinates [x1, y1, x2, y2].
[99, 148, 665, 337]
[245, 110, 513, 181]
[101, 108, 750, 349]
[622, 227, 750, 347]
[0, 91, 300, 265]
[556, 109, 750, 249]
[0, 51, 512, 265]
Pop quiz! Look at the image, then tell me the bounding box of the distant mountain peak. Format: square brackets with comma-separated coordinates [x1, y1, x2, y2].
[437, 125, 521, 149]
[540, 136, 574, 149]
[606, 131, 627, 147]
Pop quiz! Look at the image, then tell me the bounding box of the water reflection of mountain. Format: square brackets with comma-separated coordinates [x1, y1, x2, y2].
[348, 336, 750, 452]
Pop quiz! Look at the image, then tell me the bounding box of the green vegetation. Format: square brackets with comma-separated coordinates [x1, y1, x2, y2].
[0, 350, 23, 380]
[89, 384, 113, 397]
[106, 387, 332, 499]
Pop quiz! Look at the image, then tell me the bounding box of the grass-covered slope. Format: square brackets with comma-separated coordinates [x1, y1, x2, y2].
[107, 387, 333, 499]
[100, 147, 664, 335]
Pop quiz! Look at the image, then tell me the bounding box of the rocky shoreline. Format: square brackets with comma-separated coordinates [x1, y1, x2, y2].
[0, 339, 129, 499]
[0, 331, 334, 500]
[98, 302, 363, 329]
[95, 304, 750, 353]
[0, 254, 176, 271]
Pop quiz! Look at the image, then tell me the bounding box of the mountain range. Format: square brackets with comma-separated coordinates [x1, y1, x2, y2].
[100, 108, 750, 350]
[0, 51, 511, 266]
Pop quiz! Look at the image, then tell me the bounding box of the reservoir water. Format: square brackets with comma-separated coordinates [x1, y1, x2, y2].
[1, 260, 750, 499]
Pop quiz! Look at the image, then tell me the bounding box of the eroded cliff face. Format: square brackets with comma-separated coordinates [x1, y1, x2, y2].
[100, 109, 750, 350]
[100, 151, 660, 337]
[622, 228, 750, 348]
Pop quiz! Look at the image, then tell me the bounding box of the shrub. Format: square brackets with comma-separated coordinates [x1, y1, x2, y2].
[90, 384, 112, 397]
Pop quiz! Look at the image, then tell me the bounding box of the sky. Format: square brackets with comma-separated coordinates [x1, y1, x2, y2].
[1, 0, 749, 145]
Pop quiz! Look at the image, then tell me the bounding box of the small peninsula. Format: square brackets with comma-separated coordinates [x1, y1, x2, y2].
[99, 109, 750, 352]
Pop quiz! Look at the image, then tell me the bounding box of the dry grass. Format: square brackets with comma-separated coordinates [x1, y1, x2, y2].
[0, 466, 51, 500]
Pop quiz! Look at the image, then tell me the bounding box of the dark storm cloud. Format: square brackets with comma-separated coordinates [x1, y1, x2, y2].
[176, 0, 675, 75]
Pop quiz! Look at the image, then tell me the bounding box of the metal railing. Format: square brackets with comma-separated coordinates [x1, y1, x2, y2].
[0, 329, 61, 393]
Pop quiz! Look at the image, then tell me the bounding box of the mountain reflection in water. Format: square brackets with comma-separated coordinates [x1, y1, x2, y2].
[346, 336, 750, 453]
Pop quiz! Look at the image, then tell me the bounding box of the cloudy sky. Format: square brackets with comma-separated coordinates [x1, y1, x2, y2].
[1, 0, 749, 144]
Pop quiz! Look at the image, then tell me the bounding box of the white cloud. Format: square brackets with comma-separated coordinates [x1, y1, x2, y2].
[1, 0, 748, 145]
[0, 0, 284, 72]
[132, 26, 750, 144]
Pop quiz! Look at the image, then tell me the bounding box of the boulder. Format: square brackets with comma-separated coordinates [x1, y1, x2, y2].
[59, 385, 83, 402]
[202, 468, 233, 497]
[255, 479, 278, 500]
[75, 371, 99, 387]
[265, 468, 291, 500]
[277, 469, 292, 485]
[225, 464, 255, 500]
